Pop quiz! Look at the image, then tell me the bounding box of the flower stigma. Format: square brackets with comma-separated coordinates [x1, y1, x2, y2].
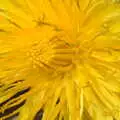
[28, 34, 80, 73]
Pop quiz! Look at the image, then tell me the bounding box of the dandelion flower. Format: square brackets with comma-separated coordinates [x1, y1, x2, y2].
[0, 0, 120, 120]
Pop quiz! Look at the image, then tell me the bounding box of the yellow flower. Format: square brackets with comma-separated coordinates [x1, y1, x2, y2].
[0, 0, 120, 120]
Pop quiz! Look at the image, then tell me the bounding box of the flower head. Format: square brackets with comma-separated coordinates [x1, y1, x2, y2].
[0, 0, 120, 120]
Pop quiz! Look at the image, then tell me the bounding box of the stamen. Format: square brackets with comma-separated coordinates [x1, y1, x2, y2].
[28, 36, 78, 72]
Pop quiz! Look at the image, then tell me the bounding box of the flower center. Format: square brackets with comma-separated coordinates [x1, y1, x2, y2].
[29, 36, 77, 72]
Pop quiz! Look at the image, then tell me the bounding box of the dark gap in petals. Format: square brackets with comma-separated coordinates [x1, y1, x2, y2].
[55, 113, 63, 120]
[5, 113, 19, 120]
[0, 87, 31, 107]
[34, 109, 44, 120]
[56, 98, 60, 104]
[4, 85, 15, 91]
[0, 29, 7, 33]
[11, 80, 24, 84]
[0, 84, 4, 88]
[7, 19, 22, 29]
[76, 0, 81, 10]
[0, 100, 25, 118]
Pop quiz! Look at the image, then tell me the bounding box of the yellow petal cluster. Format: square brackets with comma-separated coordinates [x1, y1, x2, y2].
[0, 0, 120, 120]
